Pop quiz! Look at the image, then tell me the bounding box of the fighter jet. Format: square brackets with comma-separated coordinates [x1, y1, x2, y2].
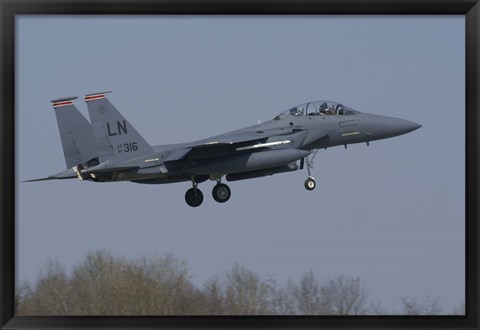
[27, 92, 421, 207]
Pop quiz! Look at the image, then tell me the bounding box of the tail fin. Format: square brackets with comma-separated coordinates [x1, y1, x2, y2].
[84, 91, 155, 163]
[51, 97, 97, 169]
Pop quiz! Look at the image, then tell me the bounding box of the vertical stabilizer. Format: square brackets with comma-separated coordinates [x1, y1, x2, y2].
[84, 91, 155, 163]
[51, 97, 97, 169]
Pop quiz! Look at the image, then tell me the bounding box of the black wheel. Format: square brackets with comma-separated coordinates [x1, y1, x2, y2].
[185, 188, 204, 207]
[212, 183, 231, 203]
[304, 177, 316, 191]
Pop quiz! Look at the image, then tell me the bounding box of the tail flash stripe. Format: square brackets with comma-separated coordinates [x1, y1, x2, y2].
[52, 101, 73, 108]
[84, 94, 106, 102]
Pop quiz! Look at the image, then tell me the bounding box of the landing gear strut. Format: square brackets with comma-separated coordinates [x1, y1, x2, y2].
[185, 178, 204, 207]
[303, 149, 318, 191]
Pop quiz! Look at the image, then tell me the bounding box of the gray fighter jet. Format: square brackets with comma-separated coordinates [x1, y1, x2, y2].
[27, 92, 421, 207]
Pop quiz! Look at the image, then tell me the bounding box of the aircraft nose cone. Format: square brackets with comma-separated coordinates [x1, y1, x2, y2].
[384, 117, 422, 137]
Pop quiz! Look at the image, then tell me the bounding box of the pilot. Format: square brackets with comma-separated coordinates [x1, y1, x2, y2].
[336, 104, 344, 115]
[327, 104, 335, 115]
[319, 102, 328, 115]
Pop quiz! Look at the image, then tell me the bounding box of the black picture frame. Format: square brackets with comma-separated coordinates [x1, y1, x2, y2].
[1, 1, 478, 329]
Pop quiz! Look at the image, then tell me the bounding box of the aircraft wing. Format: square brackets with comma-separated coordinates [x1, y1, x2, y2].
[165, 127, 306, 162]
[204, 127, 304, 145]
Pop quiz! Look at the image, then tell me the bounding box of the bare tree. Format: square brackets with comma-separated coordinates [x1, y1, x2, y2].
[15, 280, 33, 315]
[269, 278, 297, 315]
[16, 258, 71, 315]
[68, 250, 126, 314]
[68, 250, 201, 315]
[16, 251, 387, 316]
[201, 275, 227, 315]
[134, 253, 201, 314]
[401, 296, 443, 315]
[319, 274, 371, 315]
[223, 264, 273, 314]
[293, 270, 324, 314]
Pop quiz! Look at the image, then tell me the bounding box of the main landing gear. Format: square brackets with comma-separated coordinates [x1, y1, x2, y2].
[212, 183, 231, 203]
[185, 187, 204, 207]
[185, 178, 231, 207]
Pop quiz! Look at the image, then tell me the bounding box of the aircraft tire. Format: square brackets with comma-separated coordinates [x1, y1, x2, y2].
[185, 188, 204, 207]
[212, 183, 231, 203]
[305, 177, 316, 191]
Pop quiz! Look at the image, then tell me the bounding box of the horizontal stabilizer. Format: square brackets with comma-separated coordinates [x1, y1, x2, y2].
[24, 168, 77, 182]
[81, 163, 139, 174]
[24, 177, 58, 182]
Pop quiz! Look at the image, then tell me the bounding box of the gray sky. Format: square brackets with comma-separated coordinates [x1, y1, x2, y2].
[16, 16, 464, 313]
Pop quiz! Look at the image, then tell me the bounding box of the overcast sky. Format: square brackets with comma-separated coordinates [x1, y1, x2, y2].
[16, 15, 464, 313]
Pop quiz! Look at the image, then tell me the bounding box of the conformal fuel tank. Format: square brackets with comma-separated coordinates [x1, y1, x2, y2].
[188, 149, 310, 175]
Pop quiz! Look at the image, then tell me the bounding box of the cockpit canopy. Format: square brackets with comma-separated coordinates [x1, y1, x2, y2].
[275, 101, 359, 119]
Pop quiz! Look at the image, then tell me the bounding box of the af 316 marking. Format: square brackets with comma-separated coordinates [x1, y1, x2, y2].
[117, 142, 138, 153]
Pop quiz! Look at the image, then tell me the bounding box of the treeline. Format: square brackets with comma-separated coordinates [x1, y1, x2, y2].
[15, 250, 463, 315]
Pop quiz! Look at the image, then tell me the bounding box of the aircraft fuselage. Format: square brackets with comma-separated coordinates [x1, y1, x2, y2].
[30, 95, 421, 207]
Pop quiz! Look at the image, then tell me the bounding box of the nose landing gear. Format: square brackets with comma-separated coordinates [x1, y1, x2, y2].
[304, 177, 316, 190]
[302, 150, 318, 191]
